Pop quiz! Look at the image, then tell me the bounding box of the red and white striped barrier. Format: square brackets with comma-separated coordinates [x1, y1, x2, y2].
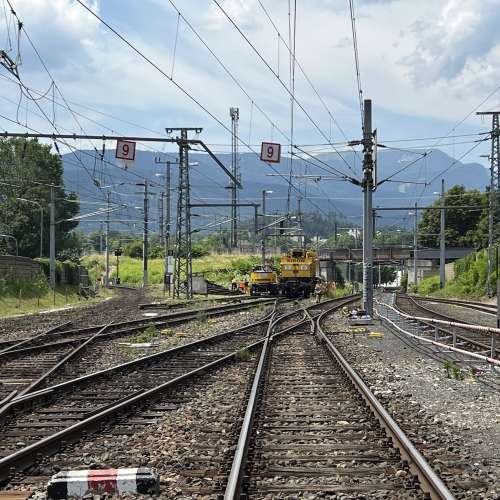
[47, 467, 160, 499]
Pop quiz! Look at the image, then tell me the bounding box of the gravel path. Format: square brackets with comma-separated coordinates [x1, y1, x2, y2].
[322, 312, 500, 499]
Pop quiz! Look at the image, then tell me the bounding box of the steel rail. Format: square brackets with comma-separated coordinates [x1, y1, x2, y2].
[395, 295, 499, 356]
[138, 295, 261, 309]
[224, 295, 360, 499]
[315, 308, 455, 500]
[0, 299, 277, 359]
[0, 314, 277, 421]
[412, 295, 496, 315]
[0, 336, 268, 484]
[0, 322, 72, 357]
[395, 295, 500, 338]
[44, 298, 277, 339]
[0, 300, 299, 484]
[16, 323, 113, 397]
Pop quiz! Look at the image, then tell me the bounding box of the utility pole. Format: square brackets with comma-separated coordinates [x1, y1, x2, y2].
[261, 190, 273, 264]
[261, 190, 267, 264]
[361, 99, 375, 316]
[155, 157, 177, 296]
[477, 111, 500, 297]
[170, 128, 201, 298]
[144, 180, 149, 288]
[165, 162, 172, 295]
[439, 179, 446, 289]
[297, 194, 303, 248]
[136, 180, 149, 288]
[104, 191, 110, 287]
[229, 107, 240, 250]
[158, 194, 164, 244]
[413, 202, 418, 286]
[49, 186, 56, 289]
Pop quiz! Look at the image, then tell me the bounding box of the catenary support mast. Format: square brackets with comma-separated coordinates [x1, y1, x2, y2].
[362, 99, 375, 316]
[230, 107, 240, 249]
[477, 111, 500, 296]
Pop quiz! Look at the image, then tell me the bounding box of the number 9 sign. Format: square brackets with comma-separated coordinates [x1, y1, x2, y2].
[115, 140, 136, 161]
[260, 142, 281, 163]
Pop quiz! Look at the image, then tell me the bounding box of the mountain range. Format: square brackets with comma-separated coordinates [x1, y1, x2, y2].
[63, 147, 489, 233]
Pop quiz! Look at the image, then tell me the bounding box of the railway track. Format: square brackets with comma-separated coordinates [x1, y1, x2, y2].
[412, 295, 497, 316]
[223, 296, 454, 499]
[0, 299, 303, 484]
[0, 295, 454, 499]
[0, 298, 276, 400]
[395, 294, 500, 358]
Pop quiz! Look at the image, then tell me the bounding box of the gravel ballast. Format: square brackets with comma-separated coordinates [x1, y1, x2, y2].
[322, 311, 500, 499]
[50, 306, 272, 384]
[5, 352, 258, 499]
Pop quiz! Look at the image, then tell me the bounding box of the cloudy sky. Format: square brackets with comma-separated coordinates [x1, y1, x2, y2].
[0, 0, 498, 175]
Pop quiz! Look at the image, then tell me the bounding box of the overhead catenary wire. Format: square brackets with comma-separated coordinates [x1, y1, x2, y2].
[0, 74, 176, 160]
[73, 0, 346, 220]
[348, 0, 364, 129]
[411, 85, 500, 209]
[256, 0, 361, 167]
[2, 0, 120, 195]
[166, 0, 290, 145]
[210, 0, 358, 180]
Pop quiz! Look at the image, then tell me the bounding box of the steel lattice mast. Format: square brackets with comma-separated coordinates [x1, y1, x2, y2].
[477, 111, 500, 296]
[173, 128, 194, 299]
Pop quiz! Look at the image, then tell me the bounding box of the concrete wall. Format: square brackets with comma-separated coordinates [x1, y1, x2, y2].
[0, 256, 43, 281]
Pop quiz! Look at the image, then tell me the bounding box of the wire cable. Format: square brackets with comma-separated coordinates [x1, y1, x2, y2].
[348, 0, 364, 128]
[73, 0, 347, 219]
[211, 0, 358, 180]
[257, 0, 361, 167]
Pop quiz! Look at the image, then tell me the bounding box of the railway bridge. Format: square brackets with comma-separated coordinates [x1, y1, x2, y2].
[317, 246, 474, 283]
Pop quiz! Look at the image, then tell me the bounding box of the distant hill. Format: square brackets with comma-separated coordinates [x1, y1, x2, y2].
[63, 148, 489, 233]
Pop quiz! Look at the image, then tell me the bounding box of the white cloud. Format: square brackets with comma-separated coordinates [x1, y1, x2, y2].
[405, 0, 500, 88]
[0, 0, 498, 160]
[205, 0, 262, 31]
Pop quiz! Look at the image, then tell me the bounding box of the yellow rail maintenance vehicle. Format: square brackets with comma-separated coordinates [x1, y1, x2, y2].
[280, 248, 318, 298]
[249, 264, 279, 296]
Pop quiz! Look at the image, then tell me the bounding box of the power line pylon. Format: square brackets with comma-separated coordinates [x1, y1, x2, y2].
[477, 111, 500, 297]
[229, 107, 240, 250]
[168, 127, 202, 299]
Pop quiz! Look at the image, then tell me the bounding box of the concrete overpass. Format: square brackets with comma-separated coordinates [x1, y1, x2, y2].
[318, 247, 474, 263]
[317, 247, 474, 282]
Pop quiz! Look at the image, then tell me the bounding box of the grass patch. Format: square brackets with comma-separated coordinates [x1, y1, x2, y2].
[131, 325, 159, 343]
[0, 271, 114, 317]
[195, 310, 208, 324]
[234, 348, 252, 361]
[444, 360, 465, 380]
[81, 253, 277, 288]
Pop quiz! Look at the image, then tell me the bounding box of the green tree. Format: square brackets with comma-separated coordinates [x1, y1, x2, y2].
[374, 265, 397, 285]
[0, 138, 80, 258]
[124, 240, 143, 258]
[418, 185, 487, 248]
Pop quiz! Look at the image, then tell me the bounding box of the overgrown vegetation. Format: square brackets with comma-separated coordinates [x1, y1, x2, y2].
[444, 360, 465, 380]
[417, 249, 492, 298]
[81, 253, 267, 287]
[195, 310, 208, 324]
[234, 348, 252, 361]
[131, 325, 159, 343]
